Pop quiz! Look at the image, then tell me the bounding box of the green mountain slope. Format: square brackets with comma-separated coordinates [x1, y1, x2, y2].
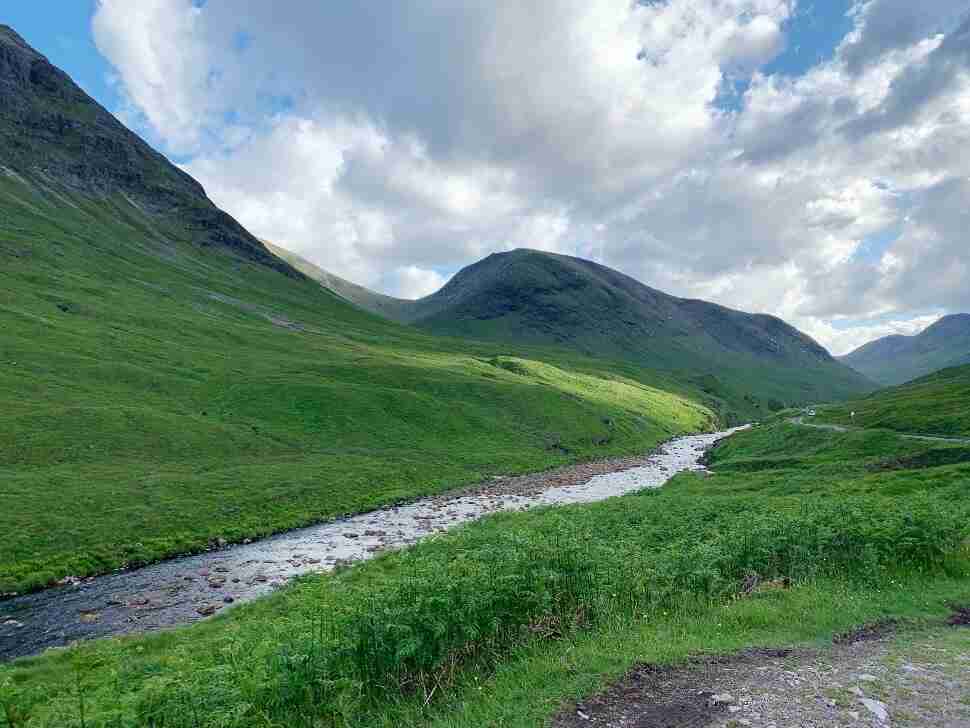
[262, 240, 417, 322]
[818, 364, 970, 438]
[280, 244, 873, 409]
[417, 250, 876, 408]
[839, 314, 970, 386]
[0, 26, 714, 592]
[0, 26, 290, 277]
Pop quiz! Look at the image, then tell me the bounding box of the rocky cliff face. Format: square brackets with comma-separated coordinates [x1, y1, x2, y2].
[0, 25, 294, 275]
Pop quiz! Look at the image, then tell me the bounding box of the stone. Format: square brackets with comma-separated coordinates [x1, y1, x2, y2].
[196, 604, 219, 616]
[860, 698, 889, 723]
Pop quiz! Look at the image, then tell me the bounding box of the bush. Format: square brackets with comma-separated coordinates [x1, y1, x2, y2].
[89, 492, 968, 727]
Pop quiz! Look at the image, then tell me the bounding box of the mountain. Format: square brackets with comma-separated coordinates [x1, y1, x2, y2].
[0, 26, 717, 592]
[839, 314, 970, 386]
[262, 240, 416, 321]
[270, 244, 874, 409]
[0, 25, 290, 275]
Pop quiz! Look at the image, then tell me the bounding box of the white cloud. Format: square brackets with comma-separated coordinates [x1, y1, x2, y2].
[803, 314, 946, 356]
[91, 0, 970, 353]
[386, 266, 449, 300]
[92, 0, 211, 153]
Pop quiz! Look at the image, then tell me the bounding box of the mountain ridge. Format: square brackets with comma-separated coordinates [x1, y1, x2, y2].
[267, 243, 874, 408]
[840, 314, 970, 385]
[0, 24, 294, 276]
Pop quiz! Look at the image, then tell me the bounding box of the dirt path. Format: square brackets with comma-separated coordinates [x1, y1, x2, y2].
[554, 608, 970, 728]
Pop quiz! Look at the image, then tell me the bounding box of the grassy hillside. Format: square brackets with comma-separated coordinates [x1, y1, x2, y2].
[839, 314, 970, 385]
[817, 364, 970, 438]
[0, 25, 724, 593]
[417, 250, 874, 408]
[3, 420, 968, 726]
[0, 172, 718, 593]
[262, 240, 417, 322]
[273, 243, 874, 411]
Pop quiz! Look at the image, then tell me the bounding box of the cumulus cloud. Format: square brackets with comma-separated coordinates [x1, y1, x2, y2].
[386, 266, 449, 300]
[91, 0, 970, 354]
[840, 0, 965, 75]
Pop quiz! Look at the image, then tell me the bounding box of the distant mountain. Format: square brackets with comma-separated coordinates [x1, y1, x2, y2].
[0, 25, 291, 275]
[840, 315, 970, 386]
[271, 244, 874, 409]
[261, 241, 416, 322]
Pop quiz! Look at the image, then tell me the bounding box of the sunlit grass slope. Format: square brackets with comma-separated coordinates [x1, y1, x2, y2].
[0, 173, 717, 593]
[816, 364, 970, 438]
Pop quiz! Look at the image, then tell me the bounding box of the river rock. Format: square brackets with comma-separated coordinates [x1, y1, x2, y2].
[860, 698, 889, 723]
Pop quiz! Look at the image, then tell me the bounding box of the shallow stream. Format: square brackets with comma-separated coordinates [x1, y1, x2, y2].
[0, 427, 744, 661]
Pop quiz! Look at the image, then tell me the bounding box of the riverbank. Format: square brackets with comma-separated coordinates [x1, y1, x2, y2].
[2, 420, 967, 727]
[0, 429, 742, 662]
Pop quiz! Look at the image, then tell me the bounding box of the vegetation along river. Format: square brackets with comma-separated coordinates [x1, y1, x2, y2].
[0, 427, 746, 661]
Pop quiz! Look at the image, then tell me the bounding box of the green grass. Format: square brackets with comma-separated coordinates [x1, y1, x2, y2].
[814, 364, 970, 438]
[413, 250, 875, 411]
[412, 575, 970, 728]
[3, 420, 968, 726]
[0, 174, 717, 594]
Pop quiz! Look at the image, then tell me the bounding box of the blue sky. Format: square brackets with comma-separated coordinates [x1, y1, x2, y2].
[716, 0, 855, 111]
[4, 1, 968, 354]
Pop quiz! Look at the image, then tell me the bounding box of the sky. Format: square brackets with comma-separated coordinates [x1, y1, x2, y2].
[7, 1, 970, 355]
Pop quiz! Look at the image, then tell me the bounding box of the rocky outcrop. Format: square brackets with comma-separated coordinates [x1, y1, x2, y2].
[0, 25, 296, 276]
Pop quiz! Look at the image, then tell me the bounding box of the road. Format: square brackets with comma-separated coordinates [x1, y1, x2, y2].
[789, 416, 970, 444]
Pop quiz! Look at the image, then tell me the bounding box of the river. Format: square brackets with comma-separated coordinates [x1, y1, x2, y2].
[0, 427, 745, 661]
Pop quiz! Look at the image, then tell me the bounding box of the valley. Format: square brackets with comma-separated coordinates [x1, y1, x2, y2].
[1, 19, 969, 728]
[0, 428, 742, 662]
[2, 414, 968, 726]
